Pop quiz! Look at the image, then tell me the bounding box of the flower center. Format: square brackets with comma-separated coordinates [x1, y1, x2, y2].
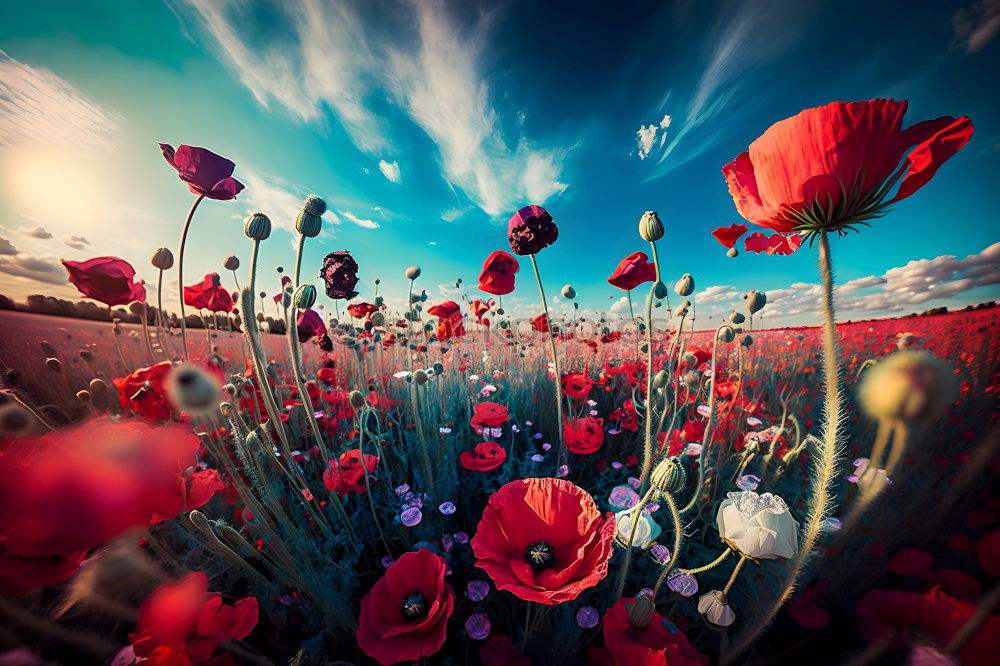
[401, 592, 428, 620]
[525, 541, 554, 570]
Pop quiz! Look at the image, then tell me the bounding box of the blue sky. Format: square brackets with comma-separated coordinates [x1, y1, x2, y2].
[0, 0, 998, 326]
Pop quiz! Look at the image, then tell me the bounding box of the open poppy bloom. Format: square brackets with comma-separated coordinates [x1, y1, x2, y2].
[608, 252, 656, 290]
[323, 450, 380, 496]
[114, 361, 175, 421]
[723, 99, 973, 253]
[296, 309, 327, 343]
[184, 273, 233, 313]
[321, 251, 360, 300]
[357, 549, 454, 664]
[478, 250, 520, 295]
[564, 416, 604, 454]
[62, 256, 146, 307]
[507, 205, 558, 256]
[471, 298, 494, 324]
[470, 402, 509, 434]
[711, 223, 749, 249]
[471, 478, 615, 604]
[159, 143, 244, 200]
[460, 442, 508, 471]
[427, 301, 465, 340]
[600, 597, 708, 666]
[347, 302, 378, 319]
[562, 372, 593, 400]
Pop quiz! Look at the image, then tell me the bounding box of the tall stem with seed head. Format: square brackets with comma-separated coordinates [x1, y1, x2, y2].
[176, 194, 206, 361]
[529, 254, 564, 468]
[639, 240, 661, 493]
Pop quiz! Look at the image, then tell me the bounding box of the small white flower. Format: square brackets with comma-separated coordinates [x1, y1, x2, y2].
[697, 404, 711, 418]
[697, 591, 735, 627]
[480, 383, 497, 395]
[393, 371, 412, 379]
[489, 427, 503, 438]
[439, 427, 452, 434]
[684, 443, 702, 456]
[717, 491, 798, 559]
[614, 509, 662, 550]
[469, 374, 480, 381]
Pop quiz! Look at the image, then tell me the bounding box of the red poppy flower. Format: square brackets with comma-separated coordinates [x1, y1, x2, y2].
[460, 442, 508, 471]
[131, 572, 212, 657]
[608, 252, 656, 291]
[0, 418, 199, 560]
[196, 596, 258, 641]
[471, 478, 615, 604]
[296, 309, 326, 343]
[562, 372, 593, 400]
[856, 587, 973, 653]
[919, 569, 983, 601]
[610, 400, 639, 432]
[183, 273, 233, 312]
[478, 250, 520, 295]
[471, 298, 494, 323]
[601, 598, 708, 666]
[427, 301, 465, 340]
[323, 450, 379, 496]
[115, 361, 175, 421]
[62, 256, 146, 306]
[564, 417, 604, 455]
[320, 251, 359, 300]
[151, 468, 226, 524]
[357, 549, 454, 664]
[347, 302, 378, 319]
[531, 313, 550, 333]
[711, 223, 748, 249]
[159, 144, 244, 201]
[723, 99, 973, 239]
[507, 205, 557, 256]
[470, 402, 509, 434]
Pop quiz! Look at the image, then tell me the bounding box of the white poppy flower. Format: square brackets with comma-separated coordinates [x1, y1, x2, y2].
[717, 491, 798, 560]
[697, 591, 735, 627]
[614, 509, 661, 550]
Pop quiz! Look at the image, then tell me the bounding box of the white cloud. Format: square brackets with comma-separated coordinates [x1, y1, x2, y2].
[0, 50, 121, 150]
[696, 285, 739, 304]
[378, 159, 401, 183]
[62, 235, 91, 250]
[953, 0, 1000, 52]
[177, 0, 569, 217]
[610, 296, 630, 314]
[239, 169, 340, 234]
[338, 209, 380, 229]
[635, 114, 671, 160]
[0, 254, 66, 285]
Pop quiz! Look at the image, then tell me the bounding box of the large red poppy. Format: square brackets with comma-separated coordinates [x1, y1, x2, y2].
[427, 301, 465, 340]
[608, 252, 656, 291]
[530, 313, 550, 333]
[562, 372, 593, 400]
[115, 361, 175, 421]
[357, 549, 454, 664]
[722, 99, 973, 249]
[564, 417, 604, 455]
[460, 442, 508, 471]
[183, 273, 233, 313]
[296, 309, 327, 343]
[323, 450, 379, 496]
[478, 250, 520, 295]
[470, 402, 509, 434]
[62, 256, 146, 307]
[600, 598, 708, 666]
[471, 478, 615, 604]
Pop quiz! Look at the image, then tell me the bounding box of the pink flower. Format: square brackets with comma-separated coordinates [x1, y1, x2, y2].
[159, 144, 244, 200]
[61, 256, 146, 306]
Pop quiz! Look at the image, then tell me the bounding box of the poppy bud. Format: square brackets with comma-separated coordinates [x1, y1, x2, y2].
[406, 266, 422, 280]
[628, 594, 656, 628]
[370, 311, 385, 326]
[221, 383, 236, 396]
[413, 369, 429, 385]
[638, 210, 664, 242]
[717, 326, 736, 343]
[858, 350, 957, 424]
[296, 195, 326, 238]
[432, 362, 444, 375]
[350, 390, 366, 408]
[80, 349, 93, 362]
[729, 311, 745, 324]
[743, 290, 766, 315]
[496, 307, 505, 315]
[683, 370, 699, 387]
[151, 247, 174, 270]
[562, 284, 576, 299]
[166, 364, 221, 413]
[654, 281, 668, 299]
[675, 273, 694, 297]
[223, 255, 240, 271]
[726, 247, 738, 258]
[374, 296, 384, 307]
[698, 591, 735, 627]
[650, 457, 686, 494]
[652, 370, 669, 389]
[244, 212, 272, 240]
[294, 284, 317, 310]
[741, 335, 753, 347]
[89, 378, 109, 396]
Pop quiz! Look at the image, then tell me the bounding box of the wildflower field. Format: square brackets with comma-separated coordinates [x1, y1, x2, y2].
[0, 99, 998, 666]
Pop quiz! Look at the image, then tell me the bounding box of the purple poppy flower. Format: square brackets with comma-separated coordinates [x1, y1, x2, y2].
[507, 205, 558, 255]
[320, 250, 359, 300]
[296, 309, 326, 343]
[158, 143, 244, 200]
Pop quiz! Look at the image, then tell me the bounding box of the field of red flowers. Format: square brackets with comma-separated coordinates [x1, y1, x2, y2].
[1, 99, 997, 666]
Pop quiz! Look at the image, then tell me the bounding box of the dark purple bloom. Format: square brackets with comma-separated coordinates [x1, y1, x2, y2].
[159, 143, 245, 201]
[320, 251, 359, 300]
[296, 309, 326, 343]
[507, 205, 558, 256]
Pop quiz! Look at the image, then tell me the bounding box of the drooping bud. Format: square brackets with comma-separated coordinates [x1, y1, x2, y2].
[406, 266, 422, 280]
[628, 594, 656, 628]
[638, 211, 664, 242]
[151, 247, 174, 270]
[562, 284, 576, 299]
[374, 296, 384, 307]
[653, 281, 668, 299]
[432, 362, 444, 375]
[726, 247, 738, 258]
[741, 335, 753, 347]
[349, 390, 366, 409]
[244, 212, 272, 240]
[223, 255, 240, 271]
[858, 350, 958, 425]
[717, 325, 736, 343]
[413, 369, 429, 385]
[729, 311, 745, 324]
[743, 290, 766, 315]
[652, 369, 669, 388]
[75, 389, 91, 403]
[296, 195, 326, 238]
[294, 284, 317, 310]
[675, 273, 694, 297]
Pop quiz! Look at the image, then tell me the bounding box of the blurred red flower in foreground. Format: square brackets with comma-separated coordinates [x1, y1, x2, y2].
[183, 273, 233, 313]
[597, 597, 708, 666]
[723, 99, 973, 252]
[61, 256, 146, 306]
[323, 450, 379, 496]
[472, 477, 614, 604]
[357, 549, 454, 664]
[427, 301, 465, 340]
[531, 313, 550, 333]
[159, 144, 245, 201]
[0, 418, 200, 594]
[608, 252, 656, 291]
[347, 302, 378, 319]
[115, 361, 175, 421]
[478, 250, 520, 295]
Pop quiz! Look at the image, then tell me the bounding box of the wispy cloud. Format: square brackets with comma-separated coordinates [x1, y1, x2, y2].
[19, 225, 53, 240]
[0, 236, 18, 255]
[0, 254, 66, 285]
[338, 209, 380, 229]
[0, 50, 121, 150]
[177, 0, 570, 217]
[378, 159, 402, 184]
[953, 0, 1000, 52]
[239, 169, 339, 234]
[62, 235, 91, 251]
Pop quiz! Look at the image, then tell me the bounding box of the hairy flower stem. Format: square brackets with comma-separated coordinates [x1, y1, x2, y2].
[680, 330, 722, 515]
[650, 492, 683, 600]
[529, 254, 564, 468]
[724, 231, 843, 662]
[677, 549, 732, 577]
[154, 268, 173, 359]
[358, 406, 392, 557]
[176, 194, 206, 362]
[722, 555, 747, 595]
[139, 303, 156, 364]
[639, 240, 662, 493]
[614, 488, 656, 599]
[411, 383, 435, 493]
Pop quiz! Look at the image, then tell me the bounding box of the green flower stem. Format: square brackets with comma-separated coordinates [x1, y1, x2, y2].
[680, 329, 722, 515]
[614, 487, 657, 599]
[678, 548, 732, 577]
[411, 382, 435, 493]
[529, 254, 564, 468]
[722, 555, 748, 595]
[358, 406, 392, 557]
[176, 194, 206, 362]
[639, 240, 662, 493]
[650, 492, 683, 600]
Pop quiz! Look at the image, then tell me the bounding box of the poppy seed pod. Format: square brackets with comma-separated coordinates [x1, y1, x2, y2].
[413, 369, 429, 385]
[166, 364, 222, 413]
[858, 350, 958, 424]
[432, 362, 444, 375]
[628, 594, 656, 629]
[650, 457, 686, 494]
[370, 311, 385, 326]
[652, 369, 669, 389]
[638, 210, 664, 242]
[244, 212, 272, 240]
[295, 196, 326, 238]
[726, 247, 739, 258]
[652, 282, 667, 300]
[741, 334, 753, 347]
[562, 284, 576, 299]
[374, 296, 384, 307]
[717, 325, 736, 343]
[223, 255, 240, 271]
[744, 290, 766, 314]
[349, 390, 366, 409]
[675, 273, 694, 297]
[406, 266, 422, 280]
[151, 247, 174, 270]
[294, 284, 317, 310]
[729, 311, 746, 324]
